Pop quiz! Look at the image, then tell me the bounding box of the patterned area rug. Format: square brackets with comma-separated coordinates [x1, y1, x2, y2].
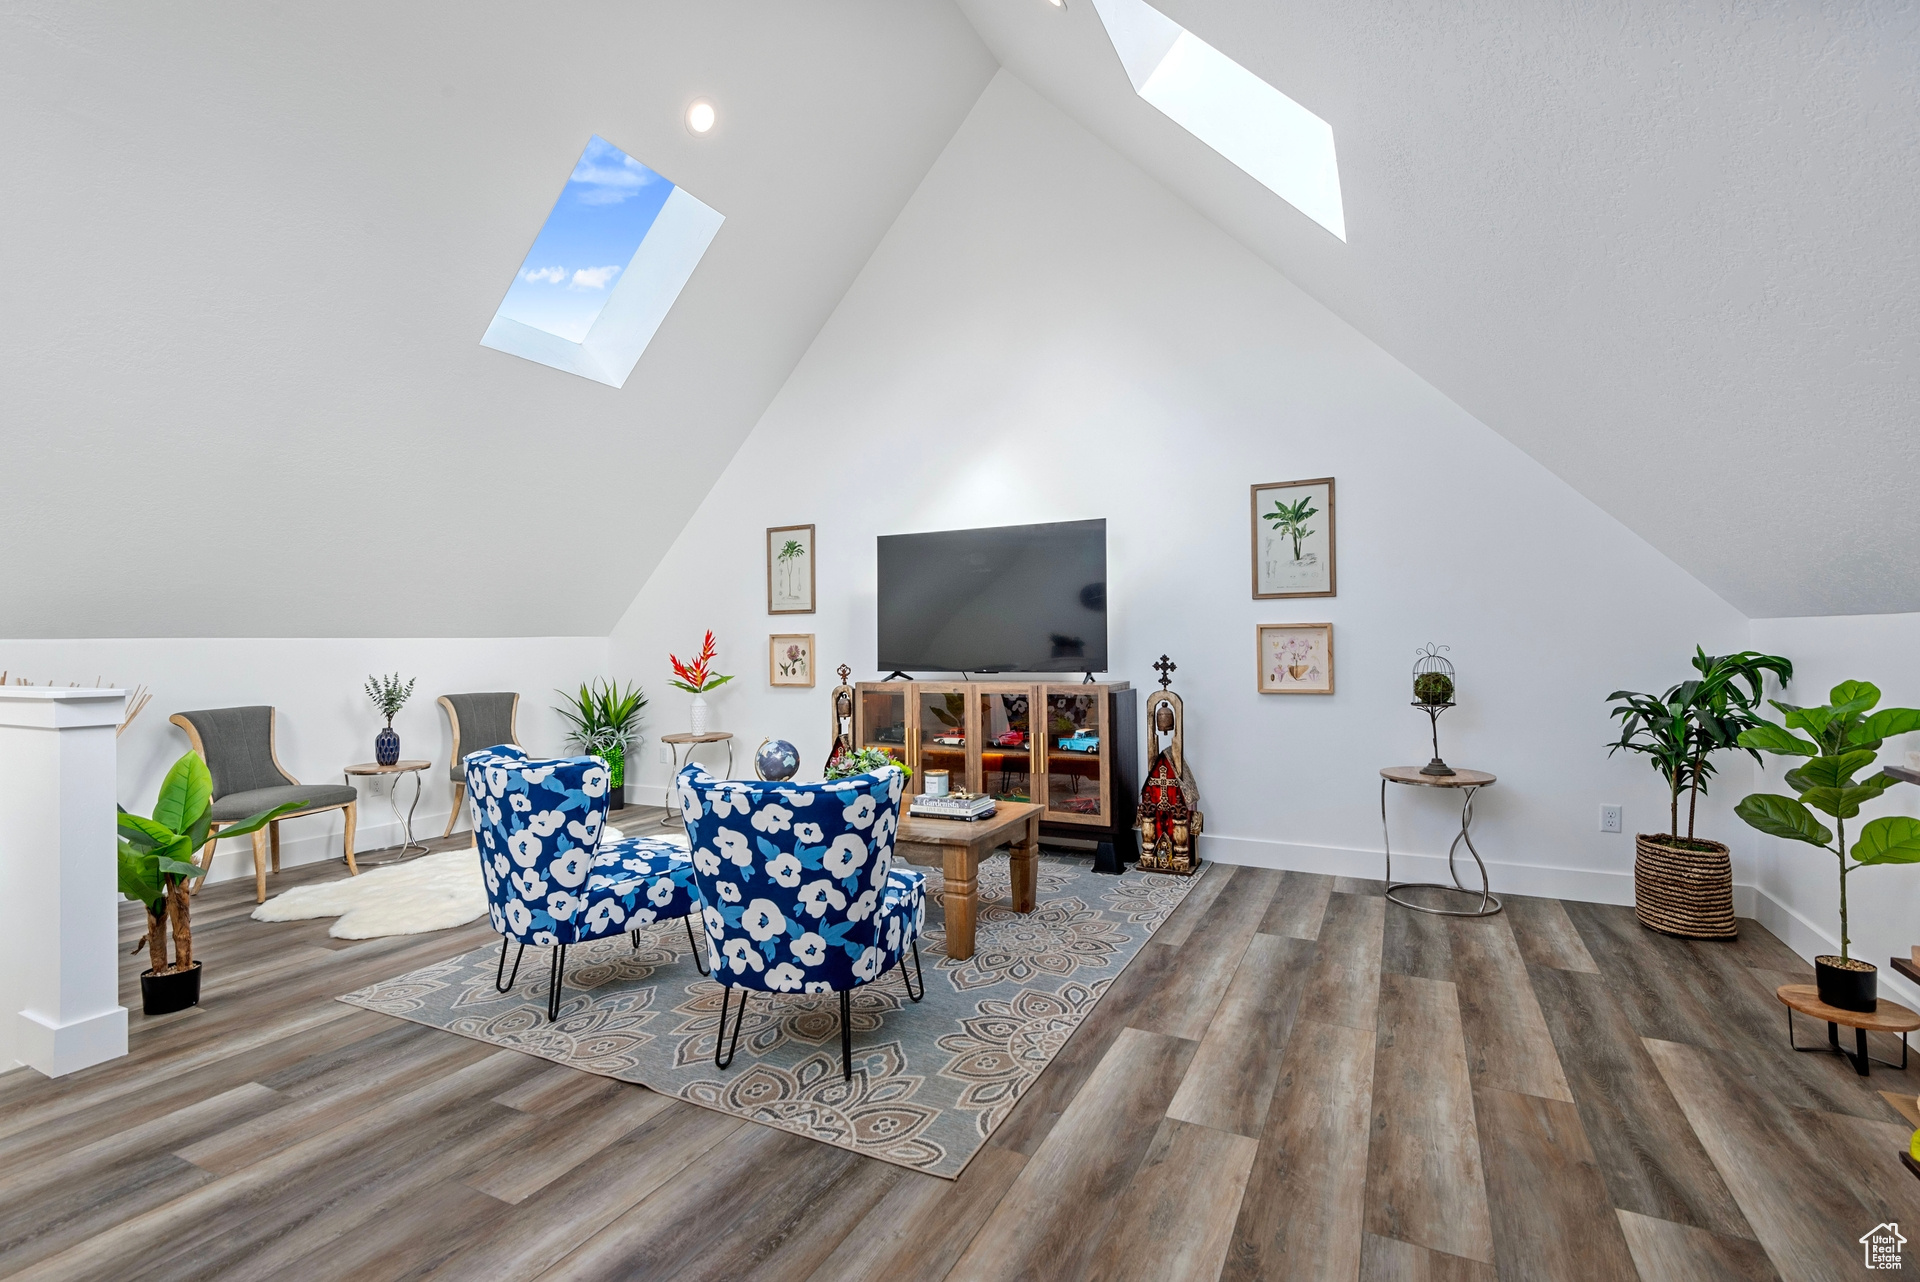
[340, 853, 1199, 1178]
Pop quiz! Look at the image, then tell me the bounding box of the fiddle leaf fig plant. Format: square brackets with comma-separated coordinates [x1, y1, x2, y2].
[1735, 680, 1920, 961]
[118, 751, 303, 977]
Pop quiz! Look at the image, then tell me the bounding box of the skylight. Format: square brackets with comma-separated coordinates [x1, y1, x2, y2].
[482, 135, 724, 388]
[1088, 0, 1346, 241]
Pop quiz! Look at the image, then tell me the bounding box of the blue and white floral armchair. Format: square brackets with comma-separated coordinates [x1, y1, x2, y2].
[467, 748, 704, 1020]
[678, 762, 927, 1080]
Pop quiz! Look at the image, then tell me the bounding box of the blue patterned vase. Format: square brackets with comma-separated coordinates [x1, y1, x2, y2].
[375, 725, 400, 766]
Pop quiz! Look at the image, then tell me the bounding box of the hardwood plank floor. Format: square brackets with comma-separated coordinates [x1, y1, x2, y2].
[6, 826, 1916, 1281]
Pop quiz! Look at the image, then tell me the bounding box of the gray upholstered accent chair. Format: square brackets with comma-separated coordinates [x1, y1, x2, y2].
[170, 707, 359, 903]
[437, 692, 522, 837]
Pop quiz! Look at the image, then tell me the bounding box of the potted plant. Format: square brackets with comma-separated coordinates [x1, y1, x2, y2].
[825, 746, 912, 782]
[118, 751, 303, 1014]
[1735, 679, 1920, 1011]
[1606, 648, 1792, 938]
[364, 672, 415, 766]
[669, 631, 734, 735]
[555, 679, 648, 810]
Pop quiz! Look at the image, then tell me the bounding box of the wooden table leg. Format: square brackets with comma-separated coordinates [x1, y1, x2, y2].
[943, 844, 979, 961]
[1010, 816, 1038, 914]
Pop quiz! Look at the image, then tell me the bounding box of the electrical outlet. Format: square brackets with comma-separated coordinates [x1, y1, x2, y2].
[658, 744, 671, 764]
[1600, 804, 1623, 834]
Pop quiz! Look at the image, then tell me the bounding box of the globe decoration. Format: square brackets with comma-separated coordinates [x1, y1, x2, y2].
[754, 737, 800, 782]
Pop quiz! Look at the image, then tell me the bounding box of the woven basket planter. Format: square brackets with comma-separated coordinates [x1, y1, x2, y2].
[1634, 834, 1736, 939]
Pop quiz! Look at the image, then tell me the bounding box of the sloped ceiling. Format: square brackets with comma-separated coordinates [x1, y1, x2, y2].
[0, 2, 994, 637]
[956, 0, 1920, 618]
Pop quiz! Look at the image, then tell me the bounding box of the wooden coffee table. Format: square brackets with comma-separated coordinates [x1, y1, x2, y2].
[894, 801, 1041, 961]
[1777, 984, 1920, 1077]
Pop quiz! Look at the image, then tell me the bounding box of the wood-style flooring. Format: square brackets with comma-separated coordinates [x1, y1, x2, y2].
[3, 822, 1917, 1280]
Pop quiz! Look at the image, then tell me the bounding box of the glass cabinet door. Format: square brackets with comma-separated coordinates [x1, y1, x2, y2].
[1043, 687, 1106, 823]
[858, 688, 910, 766]
[977, 685, 1037, 804]
[916, 685, 971, 793]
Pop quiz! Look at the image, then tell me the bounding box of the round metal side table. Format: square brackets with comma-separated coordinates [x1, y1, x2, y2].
[344, 759, 432, 857]
[657, 732, 734, 831]
[1380, 766, 1501, 917]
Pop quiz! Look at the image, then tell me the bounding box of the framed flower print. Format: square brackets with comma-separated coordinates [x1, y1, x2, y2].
[1258, 623, 1334, 694]
[769, 634, 816, 687]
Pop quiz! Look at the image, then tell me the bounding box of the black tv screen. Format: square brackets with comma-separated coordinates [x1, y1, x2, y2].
[877, 519, 1107, 675]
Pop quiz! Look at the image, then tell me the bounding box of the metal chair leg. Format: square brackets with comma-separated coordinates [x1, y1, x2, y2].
[841, 988, 853, 1081]
[899, 937, 924, 1003]
[546, 944, 568, 1022]
[684, 912, 711, 976]
[715, 985, 748, 1069]
[495, 936, 525, 993]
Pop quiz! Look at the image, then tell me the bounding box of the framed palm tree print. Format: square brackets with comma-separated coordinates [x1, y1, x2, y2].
[767, 524, 815, 614]
[1252, 478, 1335, 598]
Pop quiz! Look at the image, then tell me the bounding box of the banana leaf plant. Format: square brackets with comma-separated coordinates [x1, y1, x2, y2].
[1735, 680, 1920, 961]
[1606, 648, 1792, 841]
[118, 751, 303, 976]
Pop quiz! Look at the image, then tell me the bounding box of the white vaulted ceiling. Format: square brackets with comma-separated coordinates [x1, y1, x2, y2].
[956, 0, 1920, 618]
[4, 1, 1915, 635]
[0, 2, 993, 636]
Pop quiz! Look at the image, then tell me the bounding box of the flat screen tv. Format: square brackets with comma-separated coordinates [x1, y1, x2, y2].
[877, 519, 1107, 675]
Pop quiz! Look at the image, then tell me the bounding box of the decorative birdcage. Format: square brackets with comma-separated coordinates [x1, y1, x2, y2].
[1412, 644, 1457, 776]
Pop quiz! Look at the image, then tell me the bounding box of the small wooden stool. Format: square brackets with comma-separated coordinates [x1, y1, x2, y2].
[1776, 984, 1920, 1077]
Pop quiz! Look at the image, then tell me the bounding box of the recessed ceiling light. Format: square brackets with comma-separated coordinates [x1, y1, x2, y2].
[1046, 0, 1065, 7]
[686, 100, 716, 135]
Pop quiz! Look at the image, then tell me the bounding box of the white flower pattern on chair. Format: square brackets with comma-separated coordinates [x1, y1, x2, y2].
[680, 763, 925, 998]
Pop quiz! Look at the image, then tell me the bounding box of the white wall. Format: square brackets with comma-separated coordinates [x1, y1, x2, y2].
[609, 70, 1751, 903]
[1746, 613, 1920, 1005]
[0, 636, 610, 885]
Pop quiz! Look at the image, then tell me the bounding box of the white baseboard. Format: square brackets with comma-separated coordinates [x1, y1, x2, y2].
[194, 808, 459, 888]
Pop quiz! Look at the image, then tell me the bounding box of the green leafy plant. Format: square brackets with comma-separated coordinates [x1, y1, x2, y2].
[118, 752, 303, 977]
[777, 538, 806, 598]
[826, 746, 912, 782]
[554, 679, 648, 788]
[930, 693, 967, 729]
[1413, 671, 1454, 705]
[1606, 648, 1793, 841]
[1735, 679, 1920, 961]
[363, 672, 415, 726]
[1262, 496, 1319, 561]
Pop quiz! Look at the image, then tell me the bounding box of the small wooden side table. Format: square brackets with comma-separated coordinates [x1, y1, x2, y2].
[895, 801, 1041, 961]
[1380, 766, 1501, 917]
[1777, 984, 1920, 1077]
[657, 732, 735, 830]
[343, 759, 432, 856]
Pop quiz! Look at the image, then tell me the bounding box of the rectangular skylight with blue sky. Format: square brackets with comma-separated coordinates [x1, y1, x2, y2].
[482, 135, 724, 387]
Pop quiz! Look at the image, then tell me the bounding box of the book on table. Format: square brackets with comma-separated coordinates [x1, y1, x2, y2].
[909, 794, 997, 821]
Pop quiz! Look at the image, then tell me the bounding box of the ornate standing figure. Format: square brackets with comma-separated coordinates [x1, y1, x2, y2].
[1138, 655, 1204, 874]
[828, 664, 855, 771]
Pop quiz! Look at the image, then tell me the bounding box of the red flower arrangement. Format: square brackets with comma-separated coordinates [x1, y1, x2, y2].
[669, 631, 734, 694]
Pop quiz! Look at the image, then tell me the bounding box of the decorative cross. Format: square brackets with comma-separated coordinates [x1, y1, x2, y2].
[1153, 655, 1177, 690]
[836, 664, 851, 685]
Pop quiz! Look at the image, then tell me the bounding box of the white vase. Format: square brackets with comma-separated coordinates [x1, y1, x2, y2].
[689, 694, 709, 736]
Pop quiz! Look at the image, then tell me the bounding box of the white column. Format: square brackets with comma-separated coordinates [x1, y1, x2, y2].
[0, 688, 129, 1077]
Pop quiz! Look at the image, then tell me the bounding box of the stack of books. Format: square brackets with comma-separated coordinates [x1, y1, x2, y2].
[909, 793, 997, 821]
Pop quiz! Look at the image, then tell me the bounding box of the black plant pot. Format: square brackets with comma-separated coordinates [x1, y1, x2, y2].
[1815, 955, 1878, 1012]
[375, 726, 400, 766]
[140, 961, 203, 1015]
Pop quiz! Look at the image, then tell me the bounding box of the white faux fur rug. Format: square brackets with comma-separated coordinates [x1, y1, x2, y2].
[250, 824, 678, 939]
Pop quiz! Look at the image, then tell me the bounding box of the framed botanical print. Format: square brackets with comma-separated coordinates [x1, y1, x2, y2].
[769, 634, 816, 687]
[1258, 623, 1334, 694]
[1252, 478, 1335, 598]
[767, 524, 815, 614]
